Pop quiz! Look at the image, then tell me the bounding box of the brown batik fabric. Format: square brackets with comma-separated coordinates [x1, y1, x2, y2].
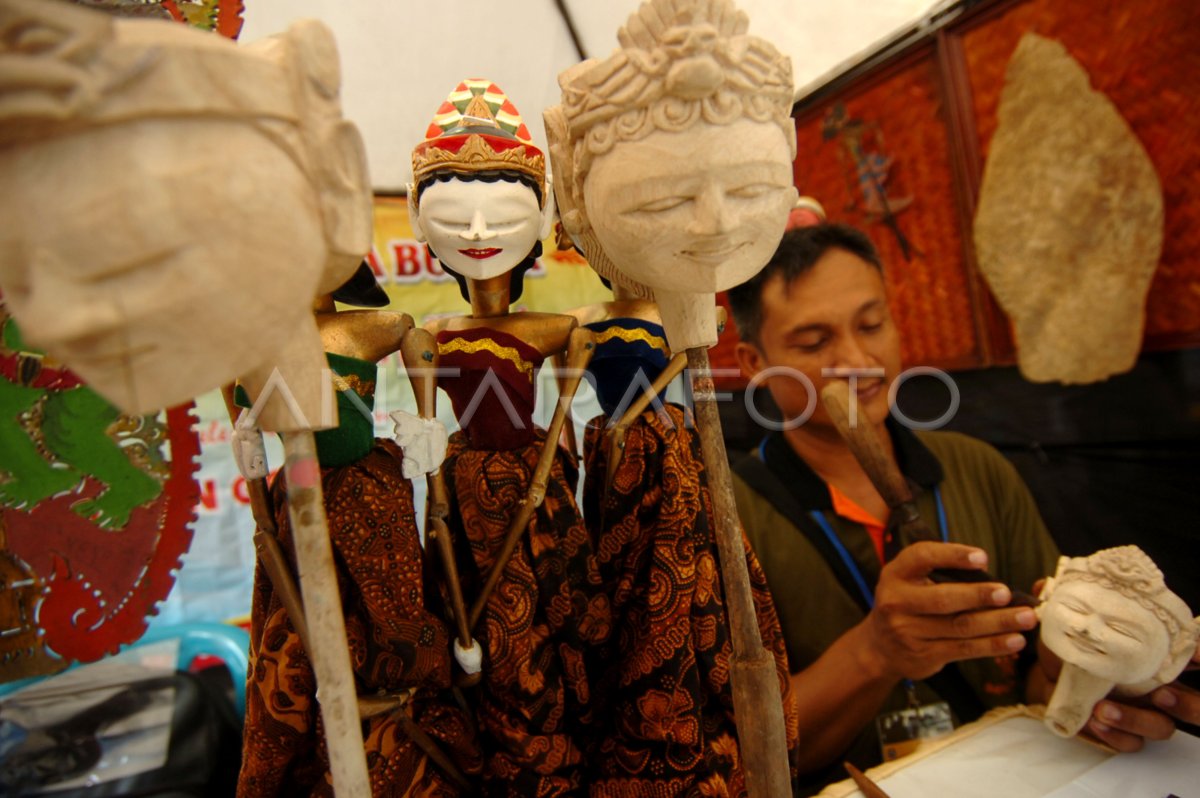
[441, 428, 611, 798]
[238, 440, 480, 797]
[582, 404, 799, 797]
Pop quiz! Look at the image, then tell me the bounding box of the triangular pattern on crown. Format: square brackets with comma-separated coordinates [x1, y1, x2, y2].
[411, 78, 544, 203]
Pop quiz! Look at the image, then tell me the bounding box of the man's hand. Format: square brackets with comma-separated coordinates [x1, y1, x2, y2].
[1034, 638, 1200, 752]
[1148, 644, 1200, 724]
[863, 541, 1039, 681]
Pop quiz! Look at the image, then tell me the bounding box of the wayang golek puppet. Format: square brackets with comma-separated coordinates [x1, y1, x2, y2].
[1037, 545, 1199, 738]
[0, 3, 375, 793]
[407, 79, 605, 793]
[562, 278, 798, 795]
[545, 0, 800, 792]
[234, 265, 484, 796]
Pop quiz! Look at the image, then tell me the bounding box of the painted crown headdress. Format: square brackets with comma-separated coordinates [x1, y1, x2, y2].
[410, 79, 546, 207]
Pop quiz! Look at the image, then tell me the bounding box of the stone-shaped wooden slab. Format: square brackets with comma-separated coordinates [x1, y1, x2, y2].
[974, 33, 1163, 384]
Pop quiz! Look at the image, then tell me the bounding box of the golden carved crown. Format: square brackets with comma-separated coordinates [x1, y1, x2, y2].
[411, 80, 546, 206]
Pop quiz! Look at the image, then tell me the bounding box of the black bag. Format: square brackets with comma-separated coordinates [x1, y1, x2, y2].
[0, 665, 241, 798]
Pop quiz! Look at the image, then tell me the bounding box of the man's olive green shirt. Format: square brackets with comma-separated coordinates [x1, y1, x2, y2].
[733, 423, 1060, 791]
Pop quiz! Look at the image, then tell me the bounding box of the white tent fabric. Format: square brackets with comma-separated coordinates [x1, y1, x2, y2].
[240, 0, 940, 191]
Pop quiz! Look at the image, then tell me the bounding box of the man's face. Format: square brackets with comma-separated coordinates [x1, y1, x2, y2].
[581, 118, 796, 294]
[735, 247, 902, 432]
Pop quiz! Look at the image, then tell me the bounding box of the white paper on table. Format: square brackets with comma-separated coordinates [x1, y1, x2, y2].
[1042, 729, 1200, 798]
[866, 715, 1109, 798]
[823, 710, 1199, 798]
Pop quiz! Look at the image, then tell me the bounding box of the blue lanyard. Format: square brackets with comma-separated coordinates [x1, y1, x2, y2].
[811, 494, 950, 699]
[806, 488, 950, 610]
[755, 437, 952, 608]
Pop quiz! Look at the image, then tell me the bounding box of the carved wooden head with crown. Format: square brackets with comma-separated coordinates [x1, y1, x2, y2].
[545, 0, 798, 351]
[0, 0, 371, 428]
[1040, 545, 1197, 690]
[1037, 545, 1199, 737]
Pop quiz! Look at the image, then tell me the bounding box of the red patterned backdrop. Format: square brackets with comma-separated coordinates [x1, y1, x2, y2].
[963, 0, 1200, 346]
[730, 0, 1200, 384]
[792, 54, 984, 371]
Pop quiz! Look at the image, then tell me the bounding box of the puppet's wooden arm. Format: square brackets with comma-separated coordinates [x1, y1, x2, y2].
[466, 327, 596, 630]
[315, 309, 414, 364]
[603, 351, 688, 489]
[548, 351, 579, 457]
[399, 327, 481, 686]
[602, 306, 722, 488]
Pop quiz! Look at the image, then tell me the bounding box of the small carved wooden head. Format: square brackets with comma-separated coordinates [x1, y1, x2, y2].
[0, 0, 371, 421]
[545, 0, 797, 350]
[1039, 545, 1198, 692]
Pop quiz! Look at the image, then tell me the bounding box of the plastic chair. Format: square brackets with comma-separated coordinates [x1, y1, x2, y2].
[135, 621, 250, 717]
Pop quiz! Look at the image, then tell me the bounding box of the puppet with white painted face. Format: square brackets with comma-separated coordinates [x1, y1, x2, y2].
[407, 80, 608, 794]
[1037, 546, 1199, 737]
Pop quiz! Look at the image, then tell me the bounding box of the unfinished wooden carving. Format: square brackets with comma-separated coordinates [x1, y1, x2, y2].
[1037, 545, 1199, 737]
[547, 4, 798, 795]
[0, 4, 376, 794]
[974, 33, 1164, 385]
[545, 0, 798, 352]
[0, 0, 371, 431]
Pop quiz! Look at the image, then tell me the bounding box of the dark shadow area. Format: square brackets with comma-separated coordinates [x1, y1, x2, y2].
[896, 349, 1200, 617]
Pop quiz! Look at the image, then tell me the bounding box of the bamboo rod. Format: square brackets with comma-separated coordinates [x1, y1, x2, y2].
[467, 328, 595, 630]
[280, 429, 371, 798]
[400, 329, 478, 685]
[685, 347, 792, 798]
[604, 351, 687, 488]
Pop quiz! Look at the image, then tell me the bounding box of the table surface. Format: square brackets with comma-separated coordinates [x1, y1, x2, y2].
[818, 705, 1200, 798]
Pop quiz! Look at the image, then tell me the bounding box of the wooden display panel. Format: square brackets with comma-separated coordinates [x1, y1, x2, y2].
[960, 0, 1200, 352]
[792, 47, 989, 371]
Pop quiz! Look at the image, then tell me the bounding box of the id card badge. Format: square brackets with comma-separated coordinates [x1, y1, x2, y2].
[875, 701, 955, 762]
